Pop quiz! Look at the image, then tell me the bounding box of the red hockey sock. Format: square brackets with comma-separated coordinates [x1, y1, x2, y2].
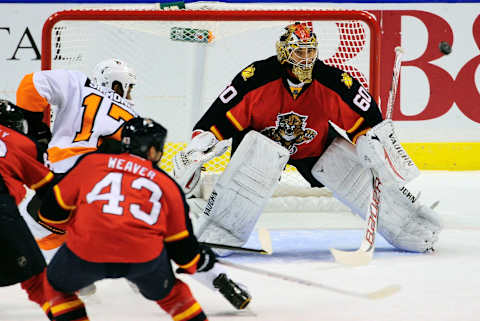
[156, 279, 208, 321]
[42, 272, 89, 321]
[20, 269, 53, 320]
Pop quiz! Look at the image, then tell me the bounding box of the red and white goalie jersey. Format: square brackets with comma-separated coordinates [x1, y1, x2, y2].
[39, 152, 202, 272]
[0, 124, 53, 204]
[16, 70, 137, 173]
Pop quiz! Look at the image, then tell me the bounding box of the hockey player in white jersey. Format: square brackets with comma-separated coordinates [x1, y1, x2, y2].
[16, 60, 137, 174]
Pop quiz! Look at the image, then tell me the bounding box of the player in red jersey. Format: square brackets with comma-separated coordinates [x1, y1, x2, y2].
[38, 117, 216, 321]
[0, 99, 69, 320]
[174, 22, 442, 256]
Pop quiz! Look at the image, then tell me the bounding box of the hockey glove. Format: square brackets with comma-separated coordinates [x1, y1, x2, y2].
[196, 244, 217, 272]
[173, 131, 229, 195]
[176, 244, 216, 274]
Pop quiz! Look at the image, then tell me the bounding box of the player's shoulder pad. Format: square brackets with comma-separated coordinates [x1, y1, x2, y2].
[312, 60, 362, 96]
[233, 55, 283, 90]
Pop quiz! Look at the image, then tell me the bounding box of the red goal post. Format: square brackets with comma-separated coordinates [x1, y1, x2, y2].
[41, 9, 380, 208]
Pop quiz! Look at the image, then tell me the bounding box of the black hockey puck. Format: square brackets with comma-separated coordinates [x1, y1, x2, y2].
[439, 41, 452, 55]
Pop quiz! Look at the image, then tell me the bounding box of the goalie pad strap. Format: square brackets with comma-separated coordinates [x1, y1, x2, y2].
[195, 131, 289, 250]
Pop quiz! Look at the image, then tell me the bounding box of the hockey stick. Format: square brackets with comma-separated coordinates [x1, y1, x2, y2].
[330, 173, 382, 266]
[201, 242, 271, 255]
[386, 46, 404, 120]
[201, 228, 273, 255]
[217, 259, 401, 300]
[257, 228, 273, 255]
[330, 47, 404, 267]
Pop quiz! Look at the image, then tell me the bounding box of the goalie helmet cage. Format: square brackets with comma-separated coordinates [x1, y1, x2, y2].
[41, 9, 380, 211]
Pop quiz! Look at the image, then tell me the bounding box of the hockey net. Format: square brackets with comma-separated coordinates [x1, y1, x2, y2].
[42, 7, 380, 212]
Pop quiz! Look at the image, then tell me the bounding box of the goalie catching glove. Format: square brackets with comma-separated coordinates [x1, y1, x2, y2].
[173, 131, 229, 195]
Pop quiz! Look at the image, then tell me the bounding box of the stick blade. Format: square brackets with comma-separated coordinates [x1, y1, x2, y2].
[258, 228, 273, 255]
[366, 284, 402, 300]
[330, 248, 373, 267]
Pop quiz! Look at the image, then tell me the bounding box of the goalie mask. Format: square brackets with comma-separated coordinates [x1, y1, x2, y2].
[121, 117, 167, 159]
[276, 22, 318, 83]
[92, 58, 136, 100]
[0, 99, 28, 134]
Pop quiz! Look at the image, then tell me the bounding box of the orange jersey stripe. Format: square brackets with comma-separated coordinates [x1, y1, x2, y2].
[16, 73, 49, 113]
[36, 232, 67, 251]
[47, 146, 97, 163]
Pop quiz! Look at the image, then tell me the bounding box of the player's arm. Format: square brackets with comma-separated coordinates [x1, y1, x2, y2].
[320, 66, 419, 186]
[16, 70, 86, 143]
[162, 178, 215, 274]
[175, 59, 278, 194]
[314, 65, 383, 144]
[38, 162, 82, 232]
[14, 148, 54, 197]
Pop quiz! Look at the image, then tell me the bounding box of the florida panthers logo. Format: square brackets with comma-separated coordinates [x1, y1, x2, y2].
[261, 111, 317, 155]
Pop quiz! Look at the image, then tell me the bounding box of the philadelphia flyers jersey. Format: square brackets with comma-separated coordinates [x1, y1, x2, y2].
[16, 70, 137, 173]
[39, 152, 201, 268]
[0, 124, 53, 204]
[194, 56, 383, 159]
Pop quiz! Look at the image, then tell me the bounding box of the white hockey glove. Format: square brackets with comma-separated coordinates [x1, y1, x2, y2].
[173, 131, 229, 195]
[356, 119, 420, 186]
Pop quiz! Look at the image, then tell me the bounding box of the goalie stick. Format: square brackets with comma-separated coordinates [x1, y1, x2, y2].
[217, 259, 401, 300]
[201, 228, 273, 255]
[201, 242, 271, 255]
[330, 47, 404, 267]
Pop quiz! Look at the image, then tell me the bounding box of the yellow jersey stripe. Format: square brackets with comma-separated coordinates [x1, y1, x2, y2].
[209, 126, 224, 141]
[178, 254, 200, 270]
[351, 128, 369, 144]
[226, 111, 244, 131]
[30, 172, 54, 190]
[54, 185, 76, 211]
[164, 230, 189, 242]
[346, 117, 364, 134]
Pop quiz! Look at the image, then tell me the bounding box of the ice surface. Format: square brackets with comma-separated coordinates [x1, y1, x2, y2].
[1, 171, 479, 321]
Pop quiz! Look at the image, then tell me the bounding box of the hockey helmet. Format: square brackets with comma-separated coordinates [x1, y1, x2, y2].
[121, 117, 167, 159]
[276, 22, 318, 83]
[92, 58, 136, 100]
[0, 99, 27, 134]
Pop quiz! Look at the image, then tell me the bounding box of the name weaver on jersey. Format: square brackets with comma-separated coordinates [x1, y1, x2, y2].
[174, 21, 443, 261]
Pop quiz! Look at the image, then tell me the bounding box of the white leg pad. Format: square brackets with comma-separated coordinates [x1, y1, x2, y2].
[195, 131, 290, 251]
[311, 137, 442, 253]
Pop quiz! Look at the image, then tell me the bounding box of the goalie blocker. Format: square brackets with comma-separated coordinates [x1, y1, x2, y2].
[312, 135, 442, 253]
